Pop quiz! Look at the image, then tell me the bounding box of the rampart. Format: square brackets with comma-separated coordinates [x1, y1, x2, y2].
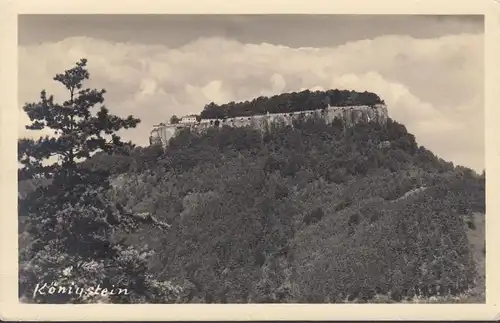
[149, 103, 389, 147]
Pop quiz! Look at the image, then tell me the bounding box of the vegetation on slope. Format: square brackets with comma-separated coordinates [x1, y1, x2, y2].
[18, 59, 485, 303]
[82, 115, 484, 303]
[18, 59, 182, 303]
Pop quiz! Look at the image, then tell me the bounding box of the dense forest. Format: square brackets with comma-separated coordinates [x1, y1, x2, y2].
[76, 116, 486, 303]
[18, 60, 485, 304]
[199, 89, 384, 119]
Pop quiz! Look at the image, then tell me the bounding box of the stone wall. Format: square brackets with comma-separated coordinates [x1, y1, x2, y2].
[149, 103, 389, 147]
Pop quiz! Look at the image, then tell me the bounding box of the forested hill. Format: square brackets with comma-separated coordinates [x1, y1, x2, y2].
[200, 89, 384, 119]
[76, 108, 485, 303]
[20, 89, 485, 303]
[18, 57, 485, 305]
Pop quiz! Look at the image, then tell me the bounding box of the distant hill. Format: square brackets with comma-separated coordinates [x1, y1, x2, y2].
[19, 90, 485, 303]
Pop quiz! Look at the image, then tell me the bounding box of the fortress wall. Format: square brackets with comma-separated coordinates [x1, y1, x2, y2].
[150, 104, 389, 147]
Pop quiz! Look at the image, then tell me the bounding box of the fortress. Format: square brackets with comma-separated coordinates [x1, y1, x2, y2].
[149, 103, 389, 147]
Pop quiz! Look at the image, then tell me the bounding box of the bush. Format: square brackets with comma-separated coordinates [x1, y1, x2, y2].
[303, 207, 325, 225]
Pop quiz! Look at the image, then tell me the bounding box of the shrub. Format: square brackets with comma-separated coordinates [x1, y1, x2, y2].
[303, 207, 325, 225]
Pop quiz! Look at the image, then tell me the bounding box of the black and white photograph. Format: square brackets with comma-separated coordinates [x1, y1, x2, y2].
[2, 0, 499, 319]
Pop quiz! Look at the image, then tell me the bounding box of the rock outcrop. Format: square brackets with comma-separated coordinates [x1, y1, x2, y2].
[150, 103, 389, 147]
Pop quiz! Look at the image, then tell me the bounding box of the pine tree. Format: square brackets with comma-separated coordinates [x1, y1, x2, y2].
[18, 58, 140, 181]
[18, 59, 183, 303]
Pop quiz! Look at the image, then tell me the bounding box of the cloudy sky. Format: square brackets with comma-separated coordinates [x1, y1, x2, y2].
[18, 14, 484, 171]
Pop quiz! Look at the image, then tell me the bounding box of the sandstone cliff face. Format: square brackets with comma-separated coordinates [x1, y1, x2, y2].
[150, 104, 388, 147]
[149, 123, 178, 146]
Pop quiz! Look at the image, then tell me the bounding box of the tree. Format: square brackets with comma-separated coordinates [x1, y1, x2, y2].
[170, 115, 181, 124]
[18, 59, 182, 303]
[19, 58, 140, 181]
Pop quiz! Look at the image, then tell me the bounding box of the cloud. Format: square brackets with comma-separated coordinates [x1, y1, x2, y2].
[18, 33, 484, 172]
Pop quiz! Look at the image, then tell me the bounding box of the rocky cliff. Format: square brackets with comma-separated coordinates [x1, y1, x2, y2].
[150, 103, 389, 147]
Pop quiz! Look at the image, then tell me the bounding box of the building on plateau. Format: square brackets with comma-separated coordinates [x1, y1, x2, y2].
[179, 114, 198, 124]
[149, 103, 389, 147]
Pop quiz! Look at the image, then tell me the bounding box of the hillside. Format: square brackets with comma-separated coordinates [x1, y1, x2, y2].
[76, 106, 485, 303]
[19, 89, 485, 303]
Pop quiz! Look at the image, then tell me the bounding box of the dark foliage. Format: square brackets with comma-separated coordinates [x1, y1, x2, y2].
[303, 207, 325, 225]
[200, 89, 384, 119]
[18, 59, 179, 304]
[92, 108, 484, 303]
[20, 81, 484, 303]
